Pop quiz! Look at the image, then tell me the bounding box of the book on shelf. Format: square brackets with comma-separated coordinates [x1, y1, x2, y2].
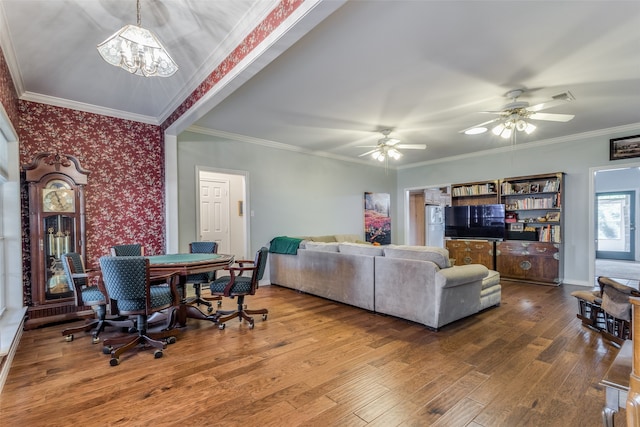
[452, 183, 496, 197]
[538, 224, 561, 243]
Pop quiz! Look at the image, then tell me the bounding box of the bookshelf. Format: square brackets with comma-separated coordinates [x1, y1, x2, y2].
[450, 180, 499, 206]
[499, 172, 563, 244]
[497, 172, 564, 285]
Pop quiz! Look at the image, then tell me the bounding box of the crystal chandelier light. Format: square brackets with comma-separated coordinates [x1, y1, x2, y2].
[97, 0, 178, 77]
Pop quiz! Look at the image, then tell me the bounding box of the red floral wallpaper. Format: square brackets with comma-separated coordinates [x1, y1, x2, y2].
[19, 101, 165, 274]
[2, 0, 302, 306]
[0, 45, 19, 134]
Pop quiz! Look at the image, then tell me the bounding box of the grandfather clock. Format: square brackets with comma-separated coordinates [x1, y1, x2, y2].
[23, 152, 90, 328]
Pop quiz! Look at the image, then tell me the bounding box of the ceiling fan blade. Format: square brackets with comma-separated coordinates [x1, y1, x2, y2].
[396, 144, 426, 150]
[358, 149, 379, 157]
[459, 118, 501, 134]
[526, 99, 568, 113]
[526, 91, 575, 112]
[356, 145, 378, 148]
[529, 112, 575, 122]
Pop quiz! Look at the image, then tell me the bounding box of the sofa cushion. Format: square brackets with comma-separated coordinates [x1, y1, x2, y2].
[382, 245, 451, 268]
[307, 235, 338, 243]
[482, 270, 500, 290]
[333, 234, 362, 243]
[338, 242, 384, 256]
[304, 242, 340, 252]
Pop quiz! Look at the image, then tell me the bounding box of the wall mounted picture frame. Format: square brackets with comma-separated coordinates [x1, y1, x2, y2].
[364, 192, 391, 245]
[610, 135, 640, 160]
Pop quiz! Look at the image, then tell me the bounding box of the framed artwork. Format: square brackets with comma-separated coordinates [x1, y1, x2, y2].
[364, 192, 391, 245]
[610, 135, 640, 160]
[509, 223, 524, 232]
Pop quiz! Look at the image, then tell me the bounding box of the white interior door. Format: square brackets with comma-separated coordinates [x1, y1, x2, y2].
[199, 178, 230, 253]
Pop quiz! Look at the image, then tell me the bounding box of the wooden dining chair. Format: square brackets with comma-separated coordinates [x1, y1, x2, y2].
[209, 247, 269, 330]
[185, 241, 222, 313]
[60, 252, 134, 343]
[99, 256, 180, 366]
[110, 244, 145, 256]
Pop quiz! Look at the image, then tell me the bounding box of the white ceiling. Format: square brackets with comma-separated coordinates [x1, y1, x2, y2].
[1, 0, 639, 168]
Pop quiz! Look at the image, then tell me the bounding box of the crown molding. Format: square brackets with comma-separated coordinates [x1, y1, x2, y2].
[20, 91, 159, 125]
[186, 125, 381, 168]
[397, 122, 640, 170]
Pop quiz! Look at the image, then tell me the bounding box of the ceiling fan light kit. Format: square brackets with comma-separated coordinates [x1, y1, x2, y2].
[360, 129, 425, 163]
[97, 0, 178, 77]
[461, 88, 575, 139]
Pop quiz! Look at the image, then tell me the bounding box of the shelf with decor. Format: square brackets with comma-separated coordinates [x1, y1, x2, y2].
[498, 172, 564, 285]
[450, 180, 499, 206]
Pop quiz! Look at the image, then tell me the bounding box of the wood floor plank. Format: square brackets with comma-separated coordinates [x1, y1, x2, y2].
[0, 281, 624, 426]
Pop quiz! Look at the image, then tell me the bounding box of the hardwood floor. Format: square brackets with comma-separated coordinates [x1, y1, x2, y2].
[0, 281, 624, 426]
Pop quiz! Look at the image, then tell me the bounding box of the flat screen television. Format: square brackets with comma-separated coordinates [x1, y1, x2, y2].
[444, 204, 505, 240]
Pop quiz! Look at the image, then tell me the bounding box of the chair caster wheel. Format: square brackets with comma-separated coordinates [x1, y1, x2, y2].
[154, 350, 163, 359]
[218, 323, 226, 330]
[262, 314, 268, 321]
[92, 336, 100, 344]
[110, 357, 120, 366]
[65, 334, 74, 342]
[207, 306, 214, 313]
[166, 336, 177, 345]
[103, 346, 113, 355]
[249, 322, 255, 329]
[128, 327, 137, 334]
[217, 300, 222, 307]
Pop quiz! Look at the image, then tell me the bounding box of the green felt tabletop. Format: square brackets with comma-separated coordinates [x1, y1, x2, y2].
[147, 253, 224, 265]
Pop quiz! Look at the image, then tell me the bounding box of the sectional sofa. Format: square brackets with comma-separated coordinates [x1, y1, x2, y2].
[269, 235, 501, 330]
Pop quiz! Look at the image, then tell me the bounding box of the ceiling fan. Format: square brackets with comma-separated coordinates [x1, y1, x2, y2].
[358, 129, 426, 162]
[460, 89, 576, 139]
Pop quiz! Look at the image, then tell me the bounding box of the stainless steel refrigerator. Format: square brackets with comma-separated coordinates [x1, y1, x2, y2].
[425, 205, 445, 247]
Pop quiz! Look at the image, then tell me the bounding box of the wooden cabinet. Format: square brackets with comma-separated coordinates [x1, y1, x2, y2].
[496, 241, 561, 285]
[23, 152, 90, 328]
[446, 239, 495, 270]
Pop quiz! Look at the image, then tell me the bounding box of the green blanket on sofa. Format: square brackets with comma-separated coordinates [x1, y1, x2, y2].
[269, 236, 304, 255]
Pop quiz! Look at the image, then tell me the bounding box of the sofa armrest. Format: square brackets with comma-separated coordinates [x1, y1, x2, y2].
[436, 264, 488, 288]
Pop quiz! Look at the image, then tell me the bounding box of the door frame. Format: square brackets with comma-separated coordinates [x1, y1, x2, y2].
[588, 162, 640, 287]
[196, 166, 250, 259]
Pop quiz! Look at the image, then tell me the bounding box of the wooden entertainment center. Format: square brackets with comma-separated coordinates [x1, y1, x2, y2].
[446, 172, 564, 285]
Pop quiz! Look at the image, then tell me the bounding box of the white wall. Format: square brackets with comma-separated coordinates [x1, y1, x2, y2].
[177, 131, 397, 255]
[397, 125, 640, 286]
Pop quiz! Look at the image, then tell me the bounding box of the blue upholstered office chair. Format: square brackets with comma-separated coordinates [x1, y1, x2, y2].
[60, 253, 134, 344]
[186, 241, 222, 312]
[110, 244, 144, 256]
[209, 247, 269, 330]
[99, 256, 180, 366]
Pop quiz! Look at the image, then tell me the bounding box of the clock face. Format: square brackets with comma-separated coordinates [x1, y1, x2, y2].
[43, 180, 75, 212]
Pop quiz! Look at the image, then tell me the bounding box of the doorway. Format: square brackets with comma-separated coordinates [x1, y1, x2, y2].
[197, 169, 248, 259]
[591, 165, 640, 285]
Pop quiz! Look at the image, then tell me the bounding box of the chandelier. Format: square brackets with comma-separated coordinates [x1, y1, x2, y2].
[491, 113, 536, 139]
[97, 0, 178, 77]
